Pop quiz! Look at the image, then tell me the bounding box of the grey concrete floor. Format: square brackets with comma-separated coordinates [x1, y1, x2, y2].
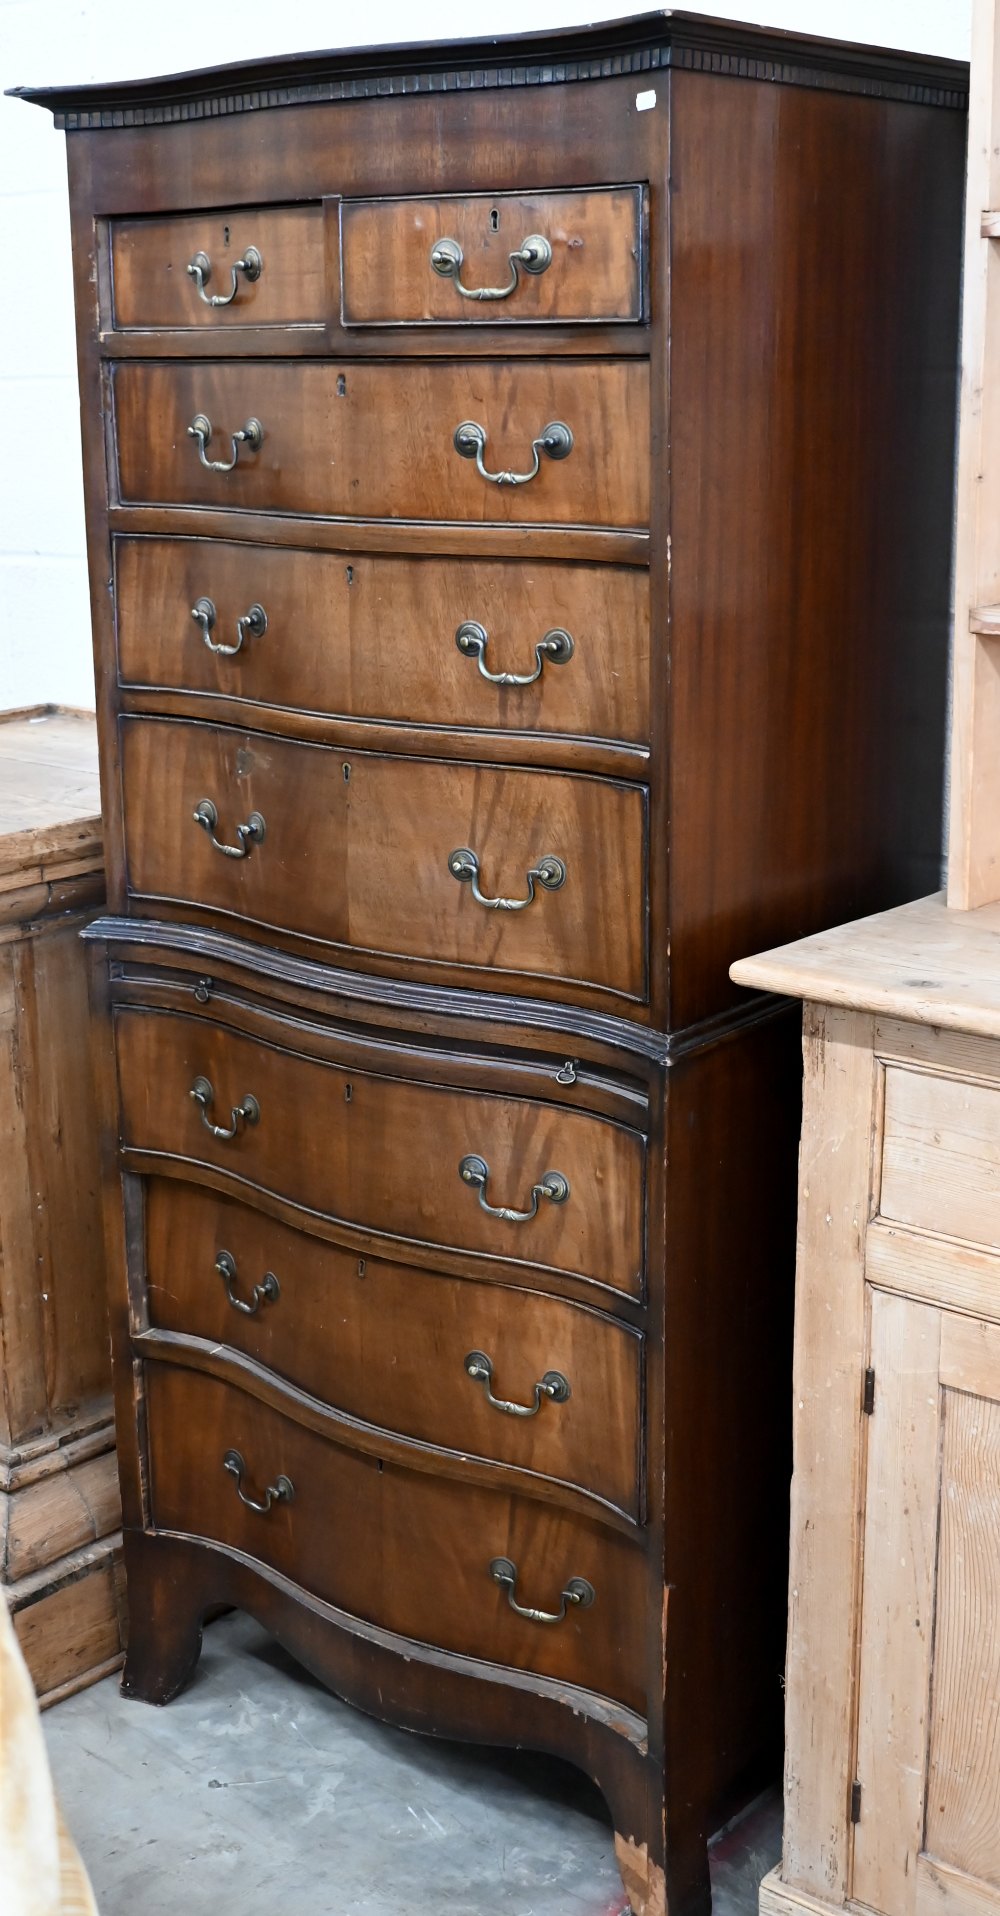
[44, 1613, 781, 1915]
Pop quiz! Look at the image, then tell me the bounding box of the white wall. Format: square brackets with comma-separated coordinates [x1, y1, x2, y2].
[0, 0, 971, 713]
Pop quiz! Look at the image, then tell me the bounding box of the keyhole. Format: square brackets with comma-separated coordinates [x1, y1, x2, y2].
[343, 762, 351, 783]
[337, 373, 346, 396]
[345, 1082, 353, 1103]
[223, 225, 230, 245]
[489, 207, 500, 232]
[345, 565, 354, 585]
[357, 1258, 366, 1279]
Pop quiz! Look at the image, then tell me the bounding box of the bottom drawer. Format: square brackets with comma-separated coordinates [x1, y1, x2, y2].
[147, 1364, 646, 1715]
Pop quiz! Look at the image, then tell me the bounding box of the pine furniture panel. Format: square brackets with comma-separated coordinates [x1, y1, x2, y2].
[733, 894, 1000, 1916]
[0, 709, 124, 1704]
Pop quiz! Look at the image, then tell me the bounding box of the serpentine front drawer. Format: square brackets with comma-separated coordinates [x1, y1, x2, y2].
[114, 537, 651, 748]
[144, 1179, 643, 1519]
[115, 1005, 647, 1299]
[111, 359, 650, 527]
[339, 186, 645, 325]
[119, 716, 648, 1004]
[146, 1363, 648, 1714]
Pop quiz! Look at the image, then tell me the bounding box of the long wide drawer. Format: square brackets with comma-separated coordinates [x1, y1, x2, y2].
[119, 717, 648, 1001]
[147, 1363, 647, 1714]
[144, 1181, 642, 1517]
[112, 360, 650, 526]
[117, 1009, 647, 1298]
[115, 537, 651, 747]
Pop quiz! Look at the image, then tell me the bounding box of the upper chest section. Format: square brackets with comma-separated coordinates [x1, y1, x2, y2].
[73, 75, 663, 359]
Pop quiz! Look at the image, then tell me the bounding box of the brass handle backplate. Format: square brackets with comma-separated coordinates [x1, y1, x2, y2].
[193, 798, 266, 859]
[187, 246, 262, 307]
[464, 1350, 570, 1418]
[455, 621, 574, 686]
[191, 596, 268, 658]
[188, 413, 263, 472]
[448, 846, 565, 911]
[190, 1075, 260, 1141]
[430, 233, 552, 301]
[489, 1556, 595, 1625]
[458, 1154, 569, 1223]
[223, 1448, 293, 1515]
[453, 419, 573, 488]
[215, 1250, 280, 1316]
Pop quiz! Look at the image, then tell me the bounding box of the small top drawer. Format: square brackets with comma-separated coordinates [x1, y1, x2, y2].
[339, 187, 645, 326]
[110, 206, 326, 330]
[879, 1061, 1000, 1251]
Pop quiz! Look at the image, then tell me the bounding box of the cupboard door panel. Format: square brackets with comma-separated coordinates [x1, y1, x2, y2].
[853, 1290, 942, 1916]
[854, 1295, 1000, 1916]
[926, 1330, 1000, 1891]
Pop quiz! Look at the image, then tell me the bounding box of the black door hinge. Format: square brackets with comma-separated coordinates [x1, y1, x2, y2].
[863, 1368, 875, 1416]
[851, 1780, 863, 1824]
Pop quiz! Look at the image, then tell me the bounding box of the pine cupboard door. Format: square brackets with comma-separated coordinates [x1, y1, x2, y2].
[852, 1290, 1000, 1916]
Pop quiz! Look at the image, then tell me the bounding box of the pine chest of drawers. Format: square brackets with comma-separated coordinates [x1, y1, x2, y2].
[15, 16, 966, 1914]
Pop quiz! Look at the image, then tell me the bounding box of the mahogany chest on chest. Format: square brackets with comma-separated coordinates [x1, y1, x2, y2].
[15, 16, 966, 1913]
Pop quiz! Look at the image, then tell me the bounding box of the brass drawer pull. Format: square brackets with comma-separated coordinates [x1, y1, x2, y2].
[489, 1556, 595, 1625]
[223, 1448, 293, 1515]
[190, 1075, 260, 1141]
[191, 596, 268, 658]
[215, 1249, 280, 1316]
[453, 419, 573, 488]
[187, 245, 262, 307]
[448, 847, 565, 911]
[193, 798, 266, 859]
[464, 1350, 570, 1417]
[455, 621, 574, 686]
[430, 233, 552, 302]
[188, 412, 263, 473]
[458, 1153, 569, 1222]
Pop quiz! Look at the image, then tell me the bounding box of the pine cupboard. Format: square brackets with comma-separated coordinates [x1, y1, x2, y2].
[0, 709, 124, 1702]
[13, 17, 966, 1914]
[733, 897, 1000, 1916]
